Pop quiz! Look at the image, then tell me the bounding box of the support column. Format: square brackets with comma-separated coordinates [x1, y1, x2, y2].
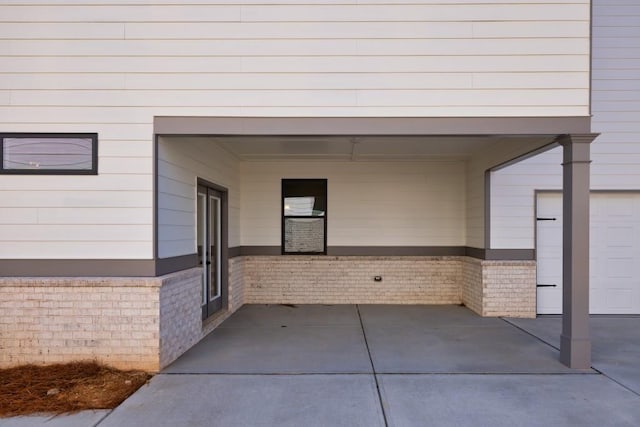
[559, 133, 598, 369]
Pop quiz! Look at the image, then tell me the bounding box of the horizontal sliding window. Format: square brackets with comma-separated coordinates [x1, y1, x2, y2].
[0, 133, 98, 175]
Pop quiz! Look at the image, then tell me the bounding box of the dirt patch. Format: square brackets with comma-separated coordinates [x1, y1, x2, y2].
[0, 361, 151, 417]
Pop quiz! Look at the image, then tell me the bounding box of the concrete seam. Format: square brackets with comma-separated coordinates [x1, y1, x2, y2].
[500, 317, 561, 352]
[157, 372, 598, 376]
[356, 304, 389, 427]
[589, 368, 640, 398]
[93, 409, 114, 427]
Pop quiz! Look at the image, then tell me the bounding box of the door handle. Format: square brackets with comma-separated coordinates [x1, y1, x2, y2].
[536, 284, 557, 287]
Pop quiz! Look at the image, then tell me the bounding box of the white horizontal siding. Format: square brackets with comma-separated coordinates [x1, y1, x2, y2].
[0, 4, 590, 22]
[0, 242, 151, 259]
[1, 1, 590, 119]
[466, 138, 555, 248]
[0, 1, 592, 260]
[240, 160, 466, 247]
[490, 0, 640, 249]
[8, 88, 589, 108]
[0, 177, 152, 258]
[0, 123, 153, 258]
[5, 39, 589, 57]
[0, 175, 151, 192]
[157, 136, 240, 259]
[0, 190, 152, 208]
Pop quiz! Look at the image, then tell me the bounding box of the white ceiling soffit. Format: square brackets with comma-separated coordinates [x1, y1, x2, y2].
[213, 135, 556, 161]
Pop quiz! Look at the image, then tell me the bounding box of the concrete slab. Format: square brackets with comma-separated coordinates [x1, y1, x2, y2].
[507, 316, 640, 394]
[99, 374, 385, 427]
[0, 411, 109, 427]
[365, 324, 580, 373]
[218, 304, 361, 328]
[379, 374, 640, 427]
[164, 325, 372, 374]
[359, 304, 503, 329]
[504, 316, 561, 348]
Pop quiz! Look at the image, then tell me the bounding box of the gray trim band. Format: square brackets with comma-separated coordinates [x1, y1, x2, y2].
[235, 246, 282, 256]
[154, 116, 591, 136]
[483, 249, 536, 261]
[230, 246, 535, 260]
[464, 248, 535, 260]
[0, 259, 157, 277]
[156, 254, 198, 276]
[327, 246, 465, 256]
[0, 247, 538, 277]
[464, 247, 486, 259]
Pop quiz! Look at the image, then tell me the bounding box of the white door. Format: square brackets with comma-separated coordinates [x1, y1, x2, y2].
[536, 192, 640, 314]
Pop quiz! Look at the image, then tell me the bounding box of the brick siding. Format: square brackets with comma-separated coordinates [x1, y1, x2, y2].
[0, 264, 246, 371]
[243, 256, 462, 305]
[1, 256, 534, 370]
[461, 257, 484, 315]
[461, 258, 536, 318]
[0, 277, 162, 371]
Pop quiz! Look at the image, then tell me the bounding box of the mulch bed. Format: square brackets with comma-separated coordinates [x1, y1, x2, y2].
[0, 361, 151, 417]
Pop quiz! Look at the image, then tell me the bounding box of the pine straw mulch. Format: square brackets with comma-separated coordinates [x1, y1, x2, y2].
[0, 361, 152, 417]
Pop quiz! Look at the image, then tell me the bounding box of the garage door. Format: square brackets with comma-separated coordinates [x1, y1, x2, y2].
[536, 192, 640, 314]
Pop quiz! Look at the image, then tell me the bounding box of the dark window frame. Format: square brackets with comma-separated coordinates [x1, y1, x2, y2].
[281, 178, 328, 255]
[0, 133, 98, 175]
[197, 177, 229, 320]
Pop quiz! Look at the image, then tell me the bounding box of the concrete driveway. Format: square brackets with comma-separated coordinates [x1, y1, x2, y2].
[2, 305, 639, 427]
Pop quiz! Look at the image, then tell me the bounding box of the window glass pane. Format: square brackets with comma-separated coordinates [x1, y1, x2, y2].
[282, 179, 326, 253]
[3, 138, 93, 170]
[284, 218, 325, 253]
[282, 180, 326, 217]
[284, 196, 326, 217]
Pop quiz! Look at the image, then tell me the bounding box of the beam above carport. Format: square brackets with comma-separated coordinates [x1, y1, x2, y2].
[154, 116, 591, 137]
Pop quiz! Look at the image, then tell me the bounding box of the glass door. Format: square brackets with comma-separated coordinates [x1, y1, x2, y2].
[197, 184, 223, 319]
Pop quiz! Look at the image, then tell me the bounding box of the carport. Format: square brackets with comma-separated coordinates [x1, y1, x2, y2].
[99, 304, 640, 427]
[153, 116, 598, 369]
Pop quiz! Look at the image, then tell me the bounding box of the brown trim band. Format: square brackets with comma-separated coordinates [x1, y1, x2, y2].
[156, 254, 199, 276]
[464, 247, 486, 259]
[328, 246, 465, 256]
[0, 259, 157, 277]
[482, 249, 536, 261]
[154, 116, 592, 137]
[230, 246, 535, 260]
[0, 247, 537, 277]
[234, 246, 282, 256]
[464, 248, 535, 260]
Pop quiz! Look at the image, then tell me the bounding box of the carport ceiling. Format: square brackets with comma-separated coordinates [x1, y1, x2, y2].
[214, 135, 557, 161]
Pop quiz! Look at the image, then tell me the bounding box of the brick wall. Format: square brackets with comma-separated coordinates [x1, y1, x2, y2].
[0, 277, 161, 370]
[0, 265, 245, 371]
[159, 268, 202, 369]
[1, 256, 535, 370]
[482, 261, 536, 318]
[243, 256, 462, 305]
[461, 258, 536, 318]
[228, 257, 245, 312]
[461, 257, 484, 315]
